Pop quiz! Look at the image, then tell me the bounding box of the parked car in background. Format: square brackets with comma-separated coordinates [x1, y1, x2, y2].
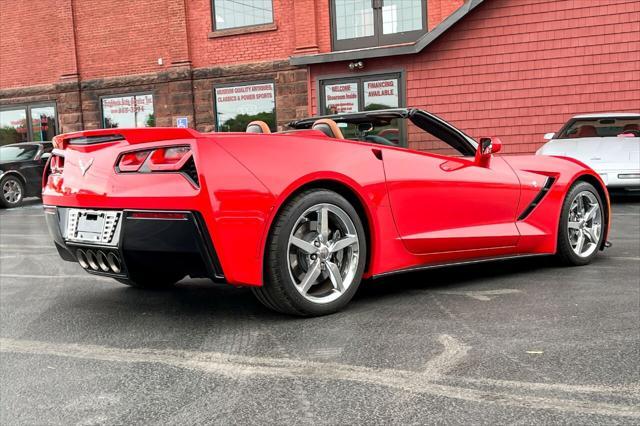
[537, 113, 640, 193]
[0, 142, 53, 207]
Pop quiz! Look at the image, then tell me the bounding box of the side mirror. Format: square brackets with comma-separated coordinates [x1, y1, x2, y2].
[544, 132, 555, 140]
[476, 137, 502, 165]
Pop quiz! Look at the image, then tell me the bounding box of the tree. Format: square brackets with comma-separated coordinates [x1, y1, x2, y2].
[220, 110, 275, 132]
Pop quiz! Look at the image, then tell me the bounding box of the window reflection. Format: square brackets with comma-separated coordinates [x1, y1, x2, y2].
[215, 82, 276, 132]
[0, 109, 28, 145]
[102, 94, 155, 129]
[30, 106, 58, 142]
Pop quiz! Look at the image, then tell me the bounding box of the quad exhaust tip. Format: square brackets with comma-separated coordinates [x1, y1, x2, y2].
[76, 249, 122, 274]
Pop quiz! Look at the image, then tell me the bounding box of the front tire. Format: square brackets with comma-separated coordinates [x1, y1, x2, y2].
[556, 181, 605, 266]
[0, 176, 25, 208]
[252, 189, 367, 316]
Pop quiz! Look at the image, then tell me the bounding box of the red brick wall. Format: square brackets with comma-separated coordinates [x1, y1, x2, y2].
[72, 0, 172, 80]
[310, 0, 640, 153]
[0, 1, 465, 88]
[0, 0, 78, 88]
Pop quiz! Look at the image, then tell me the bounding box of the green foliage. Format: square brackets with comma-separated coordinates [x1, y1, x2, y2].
[145, 113, 155, 127]
[364, 103, 393, 111]
[0, 127, 22, 146]
[219, 110, 276, 132]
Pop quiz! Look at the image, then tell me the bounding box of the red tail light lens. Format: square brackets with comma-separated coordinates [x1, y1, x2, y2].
[129, 212, 188, 220]
[118, 150, 152, 172]
[50, 155, 65, 174]
[115, 145, 197, 186]
[147, 146, 191, 171]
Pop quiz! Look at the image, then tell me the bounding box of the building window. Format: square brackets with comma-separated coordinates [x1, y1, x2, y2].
[320, 73, 404, 145]
[331, 0, 426, 50]
[0, 103, 58, 146]
[212, 0, 273, 31]
[214, 82, 276, 132]
[101, 94, 155, 129]
[321, 74, 401, 114]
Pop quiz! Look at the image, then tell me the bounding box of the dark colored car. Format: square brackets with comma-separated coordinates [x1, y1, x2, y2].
[0, 142, 53, 208]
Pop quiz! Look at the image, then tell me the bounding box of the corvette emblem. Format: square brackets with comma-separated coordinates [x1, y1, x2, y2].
[78, 158, 94, 176]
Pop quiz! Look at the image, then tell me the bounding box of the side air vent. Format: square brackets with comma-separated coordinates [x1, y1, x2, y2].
[517, 177, 556, 221]
[68, 134, 125, 145]
[180, 156, 199, 187]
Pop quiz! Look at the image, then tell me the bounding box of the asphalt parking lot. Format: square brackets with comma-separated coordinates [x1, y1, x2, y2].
[0, 198, 638, 425]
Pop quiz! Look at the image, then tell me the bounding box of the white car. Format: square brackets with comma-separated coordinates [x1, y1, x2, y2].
[537, 113, 640, 192]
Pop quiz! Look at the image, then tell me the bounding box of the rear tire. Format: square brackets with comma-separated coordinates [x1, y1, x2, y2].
[556, 181, 605, 266]
[0, 175, 25, 208]
[252, 189, 367, 316]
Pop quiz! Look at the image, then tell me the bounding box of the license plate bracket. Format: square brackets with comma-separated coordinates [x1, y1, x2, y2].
[66, 209, 122, 245]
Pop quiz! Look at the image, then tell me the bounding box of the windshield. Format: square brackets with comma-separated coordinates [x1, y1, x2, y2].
[558, 117, 640, 138]
[0, 145, 39, 162]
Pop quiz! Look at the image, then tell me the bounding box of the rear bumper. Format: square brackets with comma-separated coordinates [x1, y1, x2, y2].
[45, 206, 224, 282]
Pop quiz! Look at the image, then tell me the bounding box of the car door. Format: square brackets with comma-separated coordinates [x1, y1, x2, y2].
[18, 144, 48, 195]
[382, 112, 521, 255]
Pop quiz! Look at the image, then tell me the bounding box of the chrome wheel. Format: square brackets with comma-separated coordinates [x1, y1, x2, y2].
[287, 203, 360, 304]
[567, 190, 602, 258]
[2, 179, 22, 205]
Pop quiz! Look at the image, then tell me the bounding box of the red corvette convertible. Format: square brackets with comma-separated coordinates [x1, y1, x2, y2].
[43, 108, 610, 316]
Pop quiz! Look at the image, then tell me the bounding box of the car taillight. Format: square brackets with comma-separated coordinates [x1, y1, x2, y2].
[147, 146, 191, 171]
[116, 145, 198, 187]
[50, 155, 65, 174]
[118, 150, 152, 172]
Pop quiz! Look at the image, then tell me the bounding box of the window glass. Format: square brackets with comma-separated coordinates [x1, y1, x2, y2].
[102, 94, 154, 129]
[321, 74, 403, 146]
[215, 82, 276, 132]
[0, 144, 39, 161]
[364, 78, 399, 110]
[214, 0, 273, 30]
[324, 83, 359, 114]
[334, 0, 374, 41]
[0, 109, 28, 145]
[382, 0, 423, 34]
[30, 106, 58, 142]
[558, 118, 640, 138]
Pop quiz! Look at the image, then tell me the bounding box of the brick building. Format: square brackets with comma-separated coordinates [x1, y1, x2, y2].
[1, 0, 638, 153]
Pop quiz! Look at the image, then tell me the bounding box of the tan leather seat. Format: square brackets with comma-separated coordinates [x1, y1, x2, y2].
[312, 119, 345, 139]
[246, 121, 271, 134]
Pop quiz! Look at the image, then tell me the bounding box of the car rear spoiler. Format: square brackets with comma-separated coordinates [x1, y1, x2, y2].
[52, 128, 200, 149]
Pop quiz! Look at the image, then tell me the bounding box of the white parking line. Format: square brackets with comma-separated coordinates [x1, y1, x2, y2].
[0, 274, 108, 280]
[0, 336, 638, 418]
[0, 244, 55, 249]
[0, 233, 50, 238]
[436, 289, 522, 301]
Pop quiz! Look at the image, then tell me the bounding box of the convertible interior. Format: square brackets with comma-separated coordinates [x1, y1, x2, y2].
[246, 108, 478, 157]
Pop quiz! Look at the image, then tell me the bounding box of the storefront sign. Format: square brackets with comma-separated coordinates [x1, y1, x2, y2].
[364, 79, 398, 110]
[214, 83, 275, 132]
[324, 83, 359, 114]
[102, 94, 154, 128]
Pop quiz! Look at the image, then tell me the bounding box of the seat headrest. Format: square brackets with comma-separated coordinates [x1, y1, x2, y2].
[246, 121, 271, 134]
[311, 119, 345, 139]
[576, 125, 597, 137]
